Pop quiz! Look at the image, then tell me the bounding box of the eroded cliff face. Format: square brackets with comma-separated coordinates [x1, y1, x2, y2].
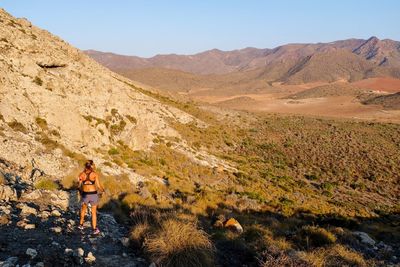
[0, 9, 208, 178]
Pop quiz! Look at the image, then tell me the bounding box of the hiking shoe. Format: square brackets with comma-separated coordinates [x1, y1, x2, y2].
[77, 224, 84, 230]
[93, 228, 100, 235]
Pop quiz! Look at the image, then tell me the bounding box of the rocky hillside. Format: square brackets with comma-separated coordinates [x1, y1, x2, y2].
[0, 157, 148, 267]
[0, 8, 230, 181]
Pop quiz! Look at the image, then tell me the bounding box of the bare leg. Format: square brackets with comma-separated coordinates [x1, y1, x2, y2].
[91, 205, 97, 229]
[80, 203, 87, 225]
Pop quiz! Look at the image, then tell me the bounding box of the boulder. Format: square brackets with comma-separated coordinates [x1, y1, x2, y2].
[26, 248, 37, 259]
[224, 218, 243, 233]
[0, 185, 17, 202]
[18, 203, 38, 217]
[51, 209, 61, 217]
[50, 226, 62, 233]
[0, 213, 10, 225]
[353, 231, 376, 246]
[24, 224, 36, 230]
[85, 252, 96, 264]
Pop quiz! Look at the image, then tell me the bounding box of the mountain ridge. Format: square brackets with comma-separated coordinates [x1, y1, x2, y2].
[85, 37, 400, 76]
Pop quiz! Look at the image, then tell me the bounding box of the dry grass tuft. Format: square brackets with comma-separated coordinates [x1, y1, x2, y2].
[297, 225, 337, 248]
[130, 222, 151, 247]
[8, 120, 28, 134]
[35, 178, 59, 191]
[260, 249, 309, 267]
[144, 218, 214, 267]
[299, 244, 367, 267]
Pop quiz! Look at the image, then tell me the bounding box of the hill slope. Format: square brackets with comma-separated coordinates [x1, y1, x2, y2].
[0, 8, 227, 179]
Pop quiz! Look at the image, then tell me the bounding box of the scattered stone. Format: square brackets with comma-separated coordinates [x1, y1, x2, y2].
[50, 190, 70, 211]
[73, 247, 85, 265]
[0, 205, 11, 215]
[17, 220, 27, 228]
[35, 262, 44, 267]
[51, 209, 61, 217]
[26, 248, 38, 259]
[353, 231, 376, 246]
[39, 210, 50, 219]
[64, 248, 73, 255]
[24, 223, 36, 230]
[2, 257, 18, 267]
[0, 185, 17, 202]
[68, 219, 75, 226]
[224, 218, 243, 233]
[21, 190, 42, 200]
[22, 263, 31, 267]
[149, 262, 157, 267]
[84, 252, 96, 264]
[75, 247, 84, 257]
[18, 204, 38, 217]
[51, 241, 60, 247]
[0, 213, 10, 225]
[120, 237, 130, 247]
[122, 252, 128, 257]
[50, 226, 62, 233]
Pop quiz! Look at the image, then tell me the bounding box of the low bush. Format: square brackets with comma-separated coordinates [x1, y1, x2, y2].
[35, 178, 59, 191]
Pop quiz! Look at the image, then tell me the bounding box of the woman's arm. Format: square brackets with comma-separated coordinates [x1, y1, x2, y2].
[95, 173, 105, 193]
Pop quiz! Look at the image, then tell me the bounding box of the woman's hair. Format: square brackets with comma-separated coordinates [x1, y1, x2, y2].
[84, 160, 94, 171]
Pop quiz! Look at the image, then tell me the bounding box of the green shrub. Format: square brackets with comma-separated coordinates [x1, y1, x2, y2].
[35, 178, 59, 191]
[108, 147, 119, 155]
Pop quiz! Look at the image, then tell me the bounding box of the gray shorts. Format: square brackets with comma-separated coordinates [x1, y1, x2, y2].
[81, 192, 99, 205]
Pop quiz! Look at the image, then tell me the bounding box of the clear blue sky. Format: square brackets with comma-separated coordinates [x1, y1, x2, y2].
[1, 0, 399, 57]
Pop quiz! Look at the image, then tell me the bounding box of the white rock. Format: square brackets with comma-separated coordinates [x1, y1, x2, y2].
[0, 185, 17, 202]
[51, 226, 62, 233]
[24, 223, 36, 230]
[51, 209, 61, 217]
[76, 247, 84, 257]
[26, 248, 38, 259]
[120, 237, 130, 247]
[40, 211, 50, 219]
[35, 262, 45, 267]
[18, 204, 38, 217]
[3, 257, 18, 266]
[84, 252, 96, 264]
[353, 231, 376, 246]
[64, 248, 73, 255]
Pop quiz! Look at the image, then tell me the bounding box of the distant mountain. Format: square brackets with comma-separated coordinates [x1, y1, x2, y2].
[86, 47, 269, 75]
[85, 37, 400, 77]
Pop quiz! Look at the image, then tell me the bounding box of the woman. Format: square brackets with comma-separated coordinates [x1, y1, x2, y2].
[78, 160, 105, 234]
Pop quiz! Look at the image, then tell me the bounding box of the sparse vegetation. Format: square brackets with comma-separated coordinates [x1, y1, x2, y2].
[144, 218, 214, 267]
[33, 76, 43, 86]
[34, 178, 59, 191]
[35, 117, 48, 130]
[7, 120, 28, 134]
